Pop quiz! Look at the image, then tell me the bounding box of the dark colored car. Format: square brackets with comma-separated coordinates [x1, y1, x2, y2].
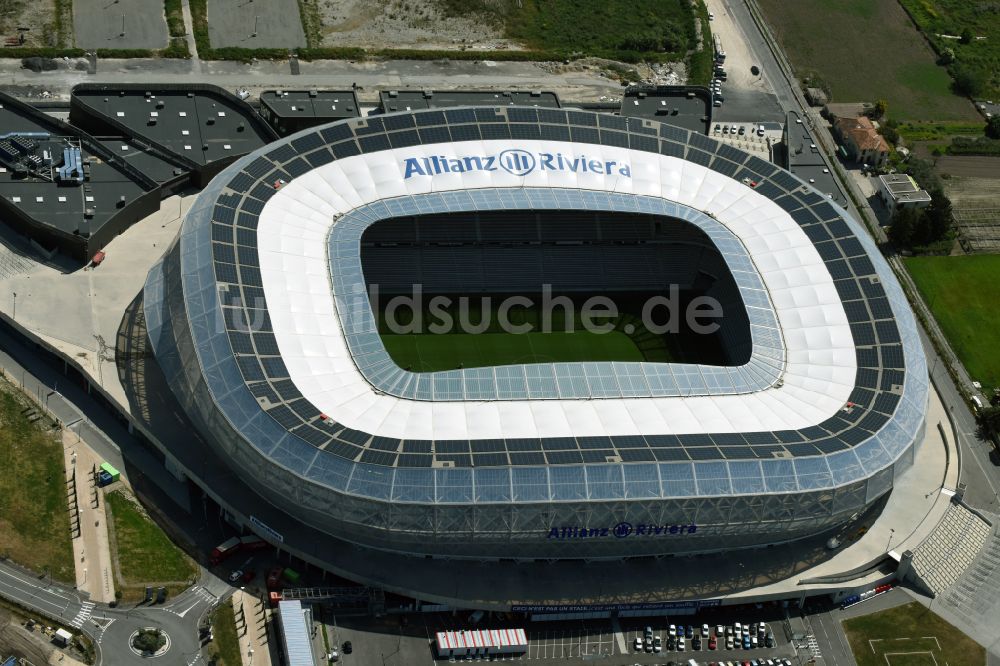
[686, 625, 694, 639]
[342, 641, 353, 654]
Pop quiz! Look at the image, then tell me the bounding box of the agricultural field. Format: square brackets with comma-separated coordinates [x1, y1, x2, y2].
[843, 602, 984, 666]
[756, 0, 978, 121]
[0, 383, 74, 582]
[898, 0, 1000, 98]
[905, 255, 1000, 390]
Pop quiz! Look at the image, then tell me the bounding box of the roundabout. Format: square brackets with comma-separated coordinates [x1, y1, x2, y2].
[128, 627, 171, 658]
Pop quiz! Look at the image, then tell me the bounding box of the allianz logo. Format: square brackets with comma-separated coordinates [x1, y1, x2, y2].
[402, 148, 633, 179]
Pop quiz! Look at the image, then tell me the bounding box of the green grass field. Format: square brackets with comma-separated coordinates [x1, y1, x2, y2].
[206, 603, 242, 666]
[757, 0, 978, 121]
[843, 602, 984, 666]
[905, 255, 1000, 389]
[0, 384, 74, 582]
[383, 330, 646, 372]
[898, 0, 1000, 98]
[438, 0, 696, 61]
[105, 490, 197, 599]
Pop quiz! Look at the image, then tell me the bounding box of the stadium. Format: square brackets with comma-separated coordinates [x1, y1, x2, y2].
[143, 106, 928, 561]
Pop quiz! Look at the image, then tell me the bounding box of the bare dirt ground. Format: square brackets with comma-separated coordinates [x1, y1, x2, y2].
[0, 0, 61, 48]
[315, 0, 521, 50]
[936, 156, 1000, 180]
[944, 176, 1000, 208]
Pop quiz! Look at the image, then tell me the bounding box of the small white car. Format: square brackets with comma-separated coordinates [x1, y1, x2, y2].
[716, 625, 724, 637]
[669, 624, 677, 637]
[677, 637, 686, 651]
[634, 637, 643, 651]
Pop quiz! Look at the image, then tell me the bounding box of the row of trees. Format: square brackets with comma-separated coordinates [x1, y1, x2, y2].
[886, 158, 954, 251]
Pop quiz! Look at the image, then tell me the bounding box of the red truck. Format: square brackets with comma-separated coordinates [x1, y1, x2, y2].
[209, 534, 270, 565]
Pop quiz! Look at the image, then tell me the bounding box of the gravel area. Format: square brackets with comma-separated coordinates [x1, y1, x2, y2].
[316, 0, 519, 50]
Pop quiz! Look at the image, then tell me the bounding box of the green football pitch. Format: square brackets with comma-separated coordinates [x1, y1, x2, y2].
[382, 330, 647, 372]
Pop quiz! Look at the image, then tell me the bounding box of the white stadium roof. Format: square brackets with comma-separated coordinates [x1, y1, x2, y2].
[257, 140, 855, 441]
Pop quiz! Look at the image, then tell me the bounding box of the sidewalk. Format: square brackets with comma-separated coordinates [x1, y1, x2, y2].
[63, 434, 116, 605]
[232, 588, 273, 666]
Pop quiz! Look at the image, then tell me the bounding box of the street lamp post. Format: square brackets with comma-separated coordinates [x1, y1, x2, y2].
[886, 528, 895, 552]
[251, 15, 260, 38]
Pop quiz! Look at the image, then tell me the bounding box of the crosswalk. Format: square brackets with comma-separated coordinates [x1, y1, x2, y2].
[70, 601, 95, 628]
[806, 634, 822, 659]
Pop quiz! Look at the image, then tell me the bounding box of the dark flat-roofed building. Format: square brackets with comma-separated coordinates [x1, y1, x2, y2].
[69, 83, 277, 186]
[258, 90, 361, 137]
[378, 89, 559, 114]
[0, 92, 158, 261]
[620, 85, 712, 135]
[782, 111, 846, 207]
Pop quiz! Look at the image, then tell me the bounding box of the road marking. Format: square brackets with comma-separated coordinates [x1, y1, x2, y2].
[611, 617, 626, 654]
[70, 601, 95, 628]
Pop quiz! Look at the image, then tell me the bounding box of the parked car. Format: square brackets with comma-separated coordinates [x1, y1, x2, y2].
[765, 635, 775, 648]
[738, 126, 746, 136]
[686, 626, 694, 639]
[669, 624, 677, 637]
[726, 636, 734, 650]
[692, 636, 701, 651]
[742, 635, 751, 649]
[702, 623, 710, 636]
[634, 637, 643, 651]
[678, 637, 686, 651]
[751, 635, 758, 648]
[708, 637, 717, 650]
[716, 625, 725, 637]
[654, 637, 662, 653]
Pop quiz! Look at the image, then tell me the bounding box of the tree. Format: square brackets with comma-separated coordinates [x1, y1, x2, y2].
[888, 207, 919, 248]
[881, 124, 900, 145]
[938, 47, 955, 65]
[951, 64, 987, 97]
[960, 27, 973, 44]
[976, 406, 1000, 440]
[987, 116, 1000, 140]
[872, 99, 888, 119]
[926, 189, 953, 241]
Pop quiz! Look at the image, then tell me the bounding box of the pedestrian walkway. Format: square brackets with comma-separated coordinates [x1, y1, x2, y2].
[64, 433, 117, 604]
[232, 588, 273, 666]
[908, 502, 991, 595]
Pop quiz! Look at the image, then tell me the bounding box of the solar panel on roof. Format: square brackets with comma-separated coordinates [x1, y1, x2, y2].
[658, 124, 687, 142]
[240, 198, 265, 215]
[396, 453, 431, 467]
[856, 347, 878, 367]
[261, 356, 288, 378]
[474, 453, 509, 467]
[688, 447, 723, 460]
[266, 144, 297, 163]
[743, 431, 779, 445]
[509, 452, 546, 465]
[769, 170, 800, 191]
[437, 440, 470, 453]
[709, 158, 739, 178]
[879, 344, 904, 368]
[320, 123, 353, 143]
[266, 404, 301, 429]
[480, 124, 512, 139]
[325, 440, 358, 460]
[541, 437, 577, 451]
[331, 141, 360, 159]
[629, 134, 657, 153]
[510, 124, 541, 140]
[354, 117, 385, 135]
[834, 279, 862, 301]
[687, 149, 712, 166]
[401, 440, 432, 453]
[659, 140, 685, 158]
[599, 130, 629, 147]
[507, 107, 538, 123]
[856, 368, 879, 389]
[284, 158, 312, 178]
[785, 442, 821, 456]
[243, 158, 273, 178]
[214, 262, 238, 283]
[876, 321, 900, 344]
[570, 126, 599, 144]
[813, 438, 848, 453]
[843, 300, 870, 323]
[236, 212, 258, 229]
[416, 111, 447, 126]
[227, 172, 254, 192]
[445, 124, 479, 141]
[213, 243, 235, 263]
[387, 130, 420, 148]
[360, 449, 396, 465]
[383, 113, 417, 130]
[359, 134, 391, 152]
[288, 398, 321, 420]
[653, 448, 689, 461]
[547, 450, 584, 464]
[305, 148, 334, 168]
